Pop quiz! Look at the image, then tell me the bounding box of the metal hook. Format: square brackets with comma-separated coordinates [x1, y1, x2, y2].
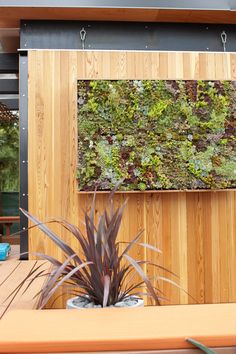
[221, 31, 227, 52]
[80, 27, 87, 50]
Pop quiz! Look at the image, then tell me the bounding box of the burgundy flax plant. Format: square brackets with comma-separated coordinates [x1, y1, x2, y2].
[17, 189, 180, 309]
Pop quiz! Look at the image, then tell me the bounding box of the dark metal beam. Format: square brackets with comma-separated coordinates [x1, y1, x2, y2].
[0, 54, 18, 73]
[0, 78, 18, 94]
[20, 21, 236, 52]
[0, 97, 18, 110]
[0, 0, 236, 11]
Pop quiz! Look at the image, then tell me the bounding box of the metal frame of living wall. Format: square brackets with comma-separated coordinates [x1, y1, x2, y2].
[19, 51, 28, 259]
[19, 19, 236, 257]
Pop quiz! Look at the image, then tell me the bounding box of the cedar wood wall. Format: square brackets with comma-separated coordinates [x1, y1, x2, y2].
[28, 51, 236, 307]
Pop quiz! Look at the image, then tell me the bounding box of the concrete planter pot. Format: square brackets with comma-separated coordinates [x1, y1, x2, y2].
[66, 295, 144, 309]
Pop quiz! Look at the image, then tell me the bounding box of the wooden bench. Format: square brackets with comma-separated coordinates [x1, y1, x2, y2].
[0, 260, 51, 319]
[0, 216, 20, 243]
[0, 303, 235, 353]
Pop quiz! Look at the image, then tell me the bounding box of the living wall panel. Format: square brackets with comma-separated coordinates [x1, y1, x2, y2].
[28, 50, 236, 307]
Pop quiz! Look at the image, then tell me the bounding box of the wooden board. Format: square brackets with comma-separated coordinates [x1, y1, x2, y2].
[0, 260, 51, 319]
[0, 304, 235, 353]
[28, 51, 236, 308]
[4, 350, 234, 354]
[1, 8, 236, 28]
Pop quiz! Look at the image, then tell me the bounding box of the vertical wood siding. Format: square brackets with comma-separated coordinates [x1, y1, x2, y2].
[28, 51, 236, 307]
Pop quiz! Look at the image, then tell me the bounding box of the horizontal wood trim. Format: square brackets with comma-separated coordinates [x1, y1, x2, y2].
[0, 216, 20, 223]
[74, 51, 236, 80]
[28, 50, 236, 308]
[77, 189, 236, 194]
[0, 0, 232, 10]
[14, 349, 236, 354]
[1, 8, 236, 28]
[21, 349, 236, 354]
[0, 304, 235, 352]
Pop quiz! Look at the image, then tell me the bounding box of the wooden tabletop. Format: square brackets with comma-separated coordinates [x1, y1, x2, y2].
[0, 260, 51, 319]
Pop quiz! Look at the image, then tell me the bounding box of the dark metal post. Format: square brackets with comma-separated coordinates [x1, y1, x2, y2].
[19, 52, 28, 259]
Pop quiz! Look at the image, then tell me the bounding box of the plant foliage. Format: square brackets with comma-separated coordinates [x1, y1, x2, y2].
[186, 338, 216, 354]
[16, 189, 177, 309]
[77, 80, 236, 191]
[0, 104, 19, 192]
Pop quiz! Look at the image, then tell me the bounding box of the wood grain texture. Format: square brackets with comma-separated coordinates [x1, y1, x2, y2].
[2, 8, 236, 28]
[28, 51, 236, 307]
[0, 260, 51, 319]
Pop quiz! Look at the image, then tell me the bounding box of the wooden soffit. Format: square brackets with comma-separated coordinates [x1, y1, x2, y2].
[0, 1, 236, 28]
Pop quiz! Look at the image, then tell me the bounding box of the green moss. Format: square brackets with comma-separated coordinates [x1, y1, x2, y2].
[77, 80, 236, 191]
